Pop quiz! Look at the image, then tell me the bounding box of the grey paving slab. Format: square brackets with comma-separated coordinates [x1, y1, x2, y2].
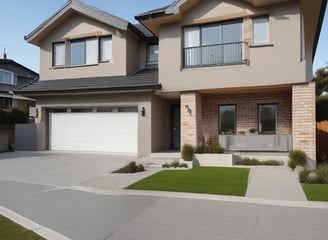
[0, 180, 53, 204]
[246, 166, 307, 201]
[4, 188, 160, 240]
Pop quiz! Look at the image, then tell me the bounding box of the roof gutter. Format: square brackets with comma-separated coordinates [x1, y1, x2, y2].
[14, 83, 162, 95]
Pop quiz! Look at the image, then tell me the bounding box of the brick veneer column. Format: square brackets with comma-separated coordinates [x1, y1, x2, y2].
[181, 92, 202, 148]
[292, 82, 316, 162]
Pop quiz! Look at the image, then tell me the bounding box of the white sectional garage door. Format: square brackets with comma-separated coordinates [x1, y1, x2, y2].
[50, 112, 138, 154]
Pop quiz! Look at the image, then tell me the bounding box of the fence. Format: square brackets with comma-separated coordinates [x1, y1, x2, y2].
[0, 124, 15, 151]
[317, 121, 328, 159]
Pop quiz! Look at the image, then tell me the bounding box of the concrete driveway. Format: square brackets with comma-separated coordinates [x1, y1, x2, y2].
[0, 151, 135, 187]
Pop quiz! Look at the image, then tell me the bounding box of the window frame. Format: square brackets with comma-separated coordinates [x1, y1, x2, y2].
[183, 19, 243, 68]
[52, 36, 112, 67]
[252, 16, 270, 45]
[218, 104, 237, 134]
[0, 69, 15, 85]
[53, 42, 66, 67]
[146, 44, 159, 65]
[258, 103, 277, 134]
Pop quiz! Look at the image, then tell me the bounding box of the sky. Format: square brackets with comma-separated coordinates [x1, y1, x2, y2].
[0, 0, 327, 74]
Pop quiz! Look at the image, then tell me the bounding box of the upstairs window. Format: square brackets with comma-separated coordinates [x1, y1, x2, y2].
[53, 42, 65, 66]
[183, 20, 243, 68]
[53, 36, 112, 67]
[252, 16, 269, 44]
[147, 45, 159, 65]
[0, 69, 15, 85]
[100, 36, 112, 62]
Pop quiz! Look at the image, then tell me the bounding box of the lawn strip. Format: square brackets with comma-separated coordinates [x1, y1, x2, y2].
[126, 167, 249, 196]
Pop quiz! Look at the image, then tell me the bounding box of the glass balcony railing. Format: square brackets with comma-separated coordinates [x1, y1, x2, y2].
[183, 41, 249, 68]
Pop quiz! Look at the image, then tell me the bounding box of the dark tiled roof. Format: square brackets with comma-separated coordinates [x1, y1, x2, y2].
[15, 68, 160, 95]
[134, 24, 155, 38]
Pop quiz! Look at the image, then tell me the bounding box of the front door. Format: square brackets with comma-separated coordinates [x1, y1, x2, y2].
[171, 105, 181, 150]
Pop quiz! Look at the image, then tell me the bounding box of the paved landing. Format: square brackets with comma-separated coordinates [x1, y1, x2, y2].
[246, 166, 307, 201]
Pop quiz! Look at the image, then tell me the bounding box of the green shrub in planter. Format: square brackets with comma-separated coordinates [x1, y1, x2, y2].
[288, 159, 296, 170]
[181, 144, 194, 161]
[316, 165, 328, 184]
[289, 150, 307, 166]
[299, 170, 310, 183]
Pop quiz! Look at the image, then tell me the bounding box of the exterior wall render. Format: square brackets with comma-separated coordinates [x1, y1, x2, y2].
[201, 90, 292, 141]
[181, 92, 202, 148]
[292, 82, 316, 162]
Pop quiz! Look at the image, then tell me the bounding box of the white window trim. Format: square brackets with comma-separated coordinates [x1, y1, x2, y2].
[0, 69, 15, 85]
[252, 16, 270, 46]
[53, 36, 112, 68]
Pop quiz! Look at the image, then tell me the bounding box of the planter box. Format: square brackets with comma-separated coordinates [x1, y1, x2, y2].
[193, 154, 233, 167]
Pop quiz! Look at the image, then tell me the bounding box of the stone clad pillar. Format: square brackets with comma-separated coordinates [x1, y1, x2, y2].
[181, 92, 202, 149]
[292, 82, 316, 167]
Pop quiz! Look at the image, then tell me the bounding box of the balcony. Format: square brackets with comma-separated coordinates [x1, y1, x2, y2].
[183, 41, 249, 68]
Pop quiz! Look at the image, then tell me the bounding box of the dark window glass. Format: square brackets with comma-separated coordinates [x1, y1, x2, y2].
[258, 104, 277, 134]
[97, 107, 113, 112]
[219, 105, 236, 134]
[71, 108, 92, 113]
[118, 107, 138, 113]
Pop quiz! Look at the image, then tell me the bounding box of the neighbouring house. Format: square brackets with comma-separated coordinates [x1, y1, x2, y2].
[0, 54, 39, 152]
[0, 55, 38, 109]
[15, 0, 326, 166]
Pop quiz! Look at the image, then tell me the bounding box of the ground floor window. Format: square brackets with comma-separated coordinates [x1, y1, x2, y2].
[218, 105, 236, 134]
[258, 104, 277, 134]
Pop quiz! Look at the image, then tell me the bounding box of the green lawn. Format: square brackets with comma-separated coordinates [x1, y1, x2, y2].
[302, 184, 328, 201]
[0, 215, 45, 240]
[127, 167, 249, 196]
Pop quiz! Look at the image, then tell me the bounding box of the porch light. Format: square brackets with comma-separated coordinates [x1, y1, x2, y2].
[139, 107, 145, 117]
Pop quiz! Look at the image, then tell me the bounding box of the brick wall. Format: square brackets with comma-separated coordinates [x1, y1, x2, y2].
[201, 90, 292, 140]
[292, 82, 316, 161]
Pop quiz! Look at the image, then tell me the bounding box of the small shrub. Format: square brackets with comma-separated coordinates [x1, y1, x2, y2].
[238, 131, 246, 135]
[181, 144, 195, 161]
[316, 165, 328, 184]
[249, 128, 257, 134]
[136, 164, 145, 172]
[240, 158, 261, 165]
[239, 158, 283, 166]
[179, 163, 188, 168]
[196, 143, 224, 154]
[171, 161, 180, 168]
[162, 161, 189, 169]
[288, 159, 296, 170]
[112, 161, 145, 173]
[289, 150, 307, 166]
[162, 163, 170, 168]
[299, 170, 310, 183]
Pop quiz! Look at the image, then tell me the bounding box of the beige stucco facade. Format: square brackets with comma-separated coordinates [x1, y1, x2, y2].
[39, 13, 143, 80]
[20, 0, 324, 163]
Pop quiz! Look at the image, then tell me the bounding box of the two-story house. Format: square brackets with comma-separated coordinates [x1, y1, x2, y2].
[0, 54, 38, 109]
[16, 0, 326, 166]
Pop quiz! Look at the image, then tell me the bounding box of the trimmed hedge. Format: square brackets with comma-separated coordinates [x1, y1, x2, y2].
[0, 108, 29, 124]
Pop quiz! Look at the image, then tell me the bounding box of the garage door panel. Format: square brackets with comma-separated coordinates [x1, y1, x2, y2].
[50, 113, 138, 154]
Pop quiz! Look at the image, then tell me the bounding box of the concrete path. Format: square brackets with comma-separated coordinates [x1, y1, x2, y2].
[246, 166, 307, 201]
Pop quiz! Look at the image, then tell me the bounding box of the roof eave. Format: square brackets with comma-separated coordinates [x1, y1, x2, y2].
[25, 0, 129, 45]
[14, 84, 162, 95]
[313, 0, 327, 60]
